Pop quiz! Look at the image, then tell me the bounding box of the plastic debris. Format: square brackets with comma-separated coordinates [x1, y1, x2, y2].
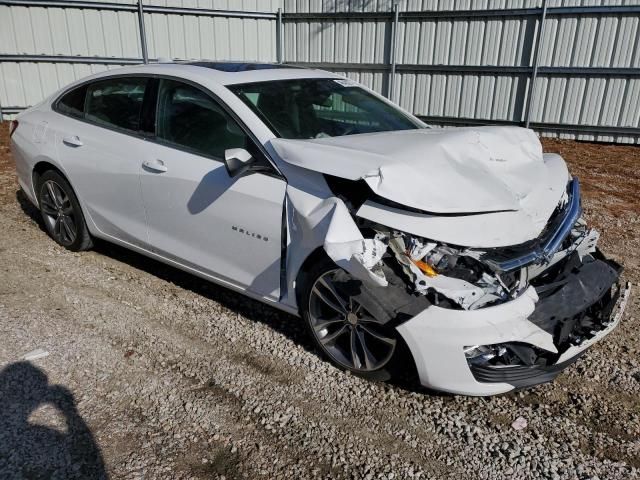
[512, 416, 528, 430]
[22, 348, 49, 361]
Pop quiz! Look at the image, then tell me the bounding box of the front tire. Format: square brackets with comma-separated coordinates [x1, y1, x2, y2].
[37, 170, 93, 252]
[299, 257, 399, 381]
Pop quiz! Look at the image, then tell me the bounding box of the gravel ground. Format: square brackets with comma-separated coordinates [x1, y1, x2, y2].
[0, 121, 638, 479]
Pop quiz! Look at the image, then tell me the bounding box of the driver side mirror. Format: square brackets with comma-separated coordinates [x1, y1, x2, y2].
[224, 148, 255, 178]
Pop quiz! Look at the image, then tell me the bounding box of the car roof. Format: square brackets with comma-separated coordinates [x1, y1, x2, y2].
[185, 61, 299, 72]
[80, 61, 343, 87]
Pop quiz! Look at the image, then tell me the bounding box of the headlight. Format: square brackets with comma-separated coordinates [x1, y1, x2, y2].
[387, 232, 511, 310]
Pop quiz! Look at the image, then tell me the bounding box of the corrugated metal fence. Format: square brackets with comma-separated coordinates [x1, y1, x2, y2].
[284, 0, 640, 143]
[0, 0, 283, 119]
[1, 0, 639, 143]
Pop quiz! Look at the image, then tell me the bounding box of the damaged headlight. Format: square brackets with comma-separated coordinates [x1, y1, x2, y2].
[386, 232, 513, 310]
[365, 183, 597, 312]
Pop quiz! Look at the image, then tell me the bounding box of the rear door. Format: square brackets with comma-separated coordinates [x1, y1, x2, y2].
[139, 78, 286, 299]
[53, 76, 151, 248]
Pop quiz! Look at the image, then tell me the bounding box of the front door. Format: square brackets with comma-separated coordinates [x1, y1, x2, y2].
[139, 79, 286, 299]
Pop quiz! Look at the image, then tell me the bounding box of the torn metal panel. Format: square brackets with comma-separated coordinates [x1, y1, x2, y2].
[355, 153, 568, 248]
[282, 170, 389, 301]
[271, 126, 562, 217]
[322, 202, 388, 287]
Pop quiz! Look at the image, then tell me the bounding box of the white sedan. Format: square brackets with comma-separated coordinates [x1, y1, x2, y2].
[10, 62, 629, 396]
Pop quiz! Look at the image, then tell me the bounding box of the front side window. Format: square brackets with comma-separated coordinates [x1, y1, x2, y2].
[155, 79, 249, 160]
[229, 78, 421, 139]
[85, 78, 148, 132]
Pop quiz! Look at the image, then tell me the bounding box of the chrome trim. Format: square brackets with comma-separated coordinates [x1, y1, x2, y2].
[488, 179, 581, 272]
[544, 179, 582, 256]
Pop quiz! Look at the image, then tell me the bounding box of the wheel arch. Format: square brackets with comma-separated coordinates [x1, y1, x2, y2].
[32, 160, 68, 198]
[31, 161, 94, 236]
[32, 162, 95, 251]
[292, 247, 332, 309]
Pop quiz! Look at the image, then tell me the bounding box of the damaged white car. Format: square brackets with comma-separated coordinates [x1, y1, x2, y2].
[11, 62, 630, 396]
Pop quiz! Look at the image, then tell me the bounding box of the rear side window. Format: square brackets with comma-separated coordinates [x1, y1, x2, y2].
[155, 79, 249, 160]
[57, 85, 88, 119]
[85, 78, 148, 132]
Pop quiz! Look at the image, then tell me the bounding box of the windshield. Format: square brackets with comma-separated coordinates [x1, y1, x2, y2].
[229, 78, 421, 139]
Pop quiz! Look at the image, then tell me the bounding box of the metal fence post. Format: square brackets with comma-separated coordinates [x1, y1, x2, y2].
[276, 7, 283, 64]
[387, 3, 400, 100]
[524, 0, 547, 128]
[137, 0, 149, 64]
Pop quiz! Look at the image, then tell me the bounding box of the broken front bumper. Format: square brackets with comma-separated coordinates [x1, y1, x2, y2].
[396, 257, 630, 396]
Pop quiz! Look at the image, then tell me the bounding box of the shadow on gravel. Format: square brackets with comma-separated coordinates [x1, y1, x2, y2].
[0, 362, 107, 479]
[17, 189, 50, 237]
[16, 190, 427, 395]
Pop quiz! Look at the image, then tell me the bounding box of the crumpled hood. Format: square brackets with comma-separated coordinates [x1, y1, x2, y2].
[271, 126, 565, 215]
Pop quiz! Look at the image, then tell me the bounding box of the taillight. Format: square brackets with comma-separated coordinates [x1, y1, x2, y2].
[9, 120, 19, 137]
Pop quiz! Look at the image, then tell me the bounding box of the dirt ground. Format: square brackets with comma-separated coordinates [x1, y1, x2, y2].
[0, 121, 638, 479]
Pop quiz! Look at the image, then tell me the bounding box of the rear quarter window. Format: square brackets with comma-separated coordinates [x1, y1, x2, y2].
[56, 85, 88, 119]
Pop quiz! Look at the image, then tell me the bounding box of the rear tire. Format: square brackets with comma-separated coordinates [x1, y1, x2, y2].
[36, 170, 93, 252]
[298, 256, 401, 382]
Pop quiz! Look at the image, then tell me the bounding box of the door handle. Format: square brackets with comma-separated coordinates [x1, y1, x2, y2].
[62, 135, 83, 147]
[142, 159, 168, 173]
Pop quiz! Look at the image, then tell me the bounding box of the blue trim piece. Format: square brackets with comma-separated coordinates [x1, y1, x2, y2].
[489, 179, 581, 272]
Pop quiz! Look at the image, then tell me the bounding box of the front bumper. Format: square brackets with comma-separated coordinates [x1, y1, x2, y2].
[396, 256, 630, 396]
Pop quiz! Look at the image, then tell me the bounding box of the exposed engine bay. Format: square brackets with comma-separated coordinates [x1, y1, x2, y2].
[322, 173, 602, 310]
[360, 216, 602, 313]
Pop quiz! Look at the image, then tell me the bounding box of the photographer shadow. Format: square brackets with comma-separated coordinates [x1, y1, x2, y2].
[0, 362, 107, 479]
